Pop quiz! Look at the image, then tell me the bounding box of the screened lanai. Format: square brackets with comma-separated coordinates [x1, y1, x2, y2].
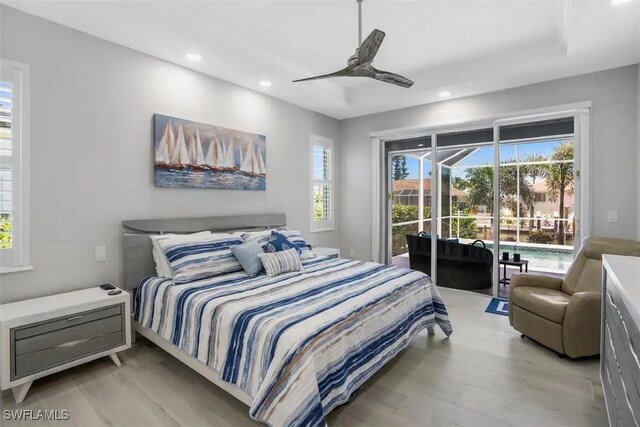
[390, 125, 577, 276]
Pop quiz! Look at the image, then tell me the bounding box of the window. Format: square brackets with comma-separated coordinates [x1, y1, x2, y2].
[534, 192, 547, 203]
[310, 135, 334, 232]
[1, 60, 30, 272]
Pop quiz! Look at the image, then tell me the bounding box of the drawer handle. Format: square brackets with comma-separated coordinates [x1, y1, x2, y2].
[56, 338, 90, 348]
[67, 315, 83, 322]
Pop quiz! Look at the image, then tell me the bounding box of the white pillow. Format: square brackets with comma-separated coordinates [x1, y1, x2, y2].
[158, 233, 244, 284]
[150, 231, 211, 278]
[240, 230, 275, 245]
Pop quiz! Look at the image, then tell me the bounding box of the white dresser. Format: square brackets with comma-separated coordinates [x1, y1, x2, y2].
[601, 255, 640, 427]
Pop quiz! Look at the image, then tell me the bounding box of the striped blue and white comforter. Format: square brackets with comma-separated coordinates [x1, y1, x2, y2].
[134, 256, 452, 427]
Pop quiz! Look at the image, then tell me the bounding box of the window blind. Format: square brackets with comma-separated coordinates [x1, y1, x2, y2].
[312, 144, 332, 221]
[0, 79, 12, 249]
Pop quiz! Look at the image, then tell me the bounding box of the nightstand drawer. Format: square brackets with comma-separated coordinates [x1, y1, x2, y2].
[11, 304, 125, 380]
[14, 305, 121, 340]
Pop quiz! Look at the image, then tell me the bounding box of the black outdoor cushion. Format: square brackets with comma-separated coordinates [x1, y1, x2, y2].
[406, 234, 493, 290]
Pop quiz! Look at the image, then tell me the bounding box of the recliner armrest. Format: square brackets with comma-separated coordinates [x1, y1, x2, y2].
[563, 291, 601, 358]
[510, 273, 563, 290]
[567, 291, 600, 306]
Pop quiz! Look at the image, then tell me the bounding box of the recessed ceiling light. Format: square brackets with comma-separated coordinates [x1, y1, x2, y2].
[259, 80, 272, 88]
[439, 91, 451, 98]
[186, 53, 202, 62]
[611, 0, 632, 5]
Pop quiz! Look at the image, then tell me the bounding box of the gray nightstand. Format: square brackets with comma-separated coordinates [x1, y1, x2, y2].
[314, 247, 341, 259]
[0, 287, 131, 403]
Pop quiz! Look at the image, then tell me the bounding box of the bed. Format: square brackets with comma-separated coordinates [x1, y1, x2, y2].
[123, 214, 452, 427]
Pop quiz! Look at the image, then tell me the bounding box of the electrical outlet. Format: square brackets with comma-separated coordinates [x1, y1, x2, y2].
[96, 246, 107, 262]
[349, 249, 355, 258]
[607, 211, 618, 223]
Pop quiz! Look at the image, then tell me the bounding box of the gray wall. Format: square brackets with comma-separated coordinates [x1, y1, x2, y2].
[0, 6, 340, 303]
[338, 65, 640, 261]
[638, 63, 640, 241]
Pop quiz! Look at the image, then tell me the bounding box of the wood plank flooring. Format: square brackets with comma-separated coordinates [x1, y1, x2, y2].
[1, 288, 606, 426]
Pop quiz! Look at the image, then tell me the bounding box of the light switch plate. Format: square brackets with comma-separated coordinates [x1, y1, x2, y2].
[96, 246, 107, 262]
[607, 211, 618, 223]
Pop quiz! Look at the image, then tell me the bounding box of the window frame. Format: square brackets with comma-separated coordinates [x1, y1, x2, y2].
[0, 59, 31, 273]
[309, 135, 335, 233]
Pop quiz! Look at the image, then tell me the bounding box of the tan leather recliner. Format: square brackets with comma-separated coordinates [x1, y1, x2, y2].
[509, 236, 640, 358]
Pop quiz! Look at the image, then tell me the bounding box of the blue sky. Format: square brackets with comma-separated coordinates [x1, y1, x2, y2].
[398, 140, 564, 179]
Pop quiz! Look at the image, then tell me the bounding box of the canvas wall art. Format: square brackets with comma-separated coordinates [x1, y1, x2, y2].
[154, 114, 266, 190]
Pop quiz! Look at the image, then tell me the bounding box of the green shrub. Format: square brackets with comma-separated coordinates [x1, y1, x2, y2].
[0, 219, 11, 249]
[451, 211, 477, 239]
[391, 205, 430, 256]
[528, 229, 555, 244]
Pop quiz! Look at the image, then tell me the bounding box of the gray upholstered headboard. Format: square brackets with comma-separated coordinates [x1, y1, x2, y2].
[121, 213, 286, 290]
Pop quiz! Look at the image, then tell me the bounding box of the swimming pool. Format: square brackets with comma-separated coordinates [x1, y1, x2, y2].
[485, 243, 574, 273]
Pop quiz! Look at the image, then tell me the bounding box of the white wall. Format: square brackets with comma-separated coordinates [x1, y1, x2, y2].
[638, 63, 640, 241]
[338, 65, 640, 261]
[0, 6, 340, 303]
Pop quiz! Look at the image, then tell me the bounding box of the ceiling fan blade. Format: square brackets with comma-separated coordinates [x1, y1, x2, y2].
[293, 66, 354, 83]
[357, 29, 385, 65]
[370, 67, 414, 88]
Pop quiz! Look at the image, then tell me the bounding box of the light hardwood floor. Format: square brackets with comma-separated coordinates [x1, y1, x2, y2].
[1, 288, 606, 427]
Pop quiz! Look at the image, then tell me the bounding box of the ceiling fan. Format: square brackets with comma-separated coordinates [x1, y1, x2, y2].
[293, 0, 414, 88]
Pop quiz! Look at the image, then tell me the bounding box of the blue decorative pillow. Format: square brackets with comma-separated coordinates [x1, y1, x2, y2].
[265, 231, 301, 254]
[242, 229, 313, 256]
[281, 230, 313, 252]
[159, 233, 243, 284]
[230, 240, 265, 276]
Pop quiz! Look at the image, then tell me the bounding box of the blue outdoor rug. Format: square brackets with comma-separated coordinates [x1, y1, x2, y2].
[486, 298, 509, 316]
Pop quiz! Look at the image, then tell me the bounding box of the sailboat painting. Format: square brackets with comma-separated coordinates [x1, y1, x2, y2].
[154, 114, 266, 190]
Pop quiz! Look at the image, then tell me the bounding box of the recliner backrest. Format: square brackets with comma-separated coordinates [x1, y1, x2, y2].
[562, 236, 640, 295]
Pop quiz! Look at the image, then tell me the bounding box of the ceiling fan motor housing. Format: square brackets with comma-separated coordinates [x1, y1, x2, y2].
[348, 49, 360, 66]
[292, 0, 414, 88]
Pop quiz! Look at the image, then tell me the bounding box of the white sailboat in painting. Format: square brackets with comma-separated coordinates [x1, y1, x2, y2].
[169, 124, 191, 167]
[155, 121, 175, 166]
[256, 148, 266, 176]
[204, 138, 216, 168]
[194, 128, 206, 167]
[240, 143, 254, 174]
[239, 142, 266, 176]
[214, 137, 224, 168]
[187, 135, 196, 164]
[222, 138, 236, 169]
[154, 114, 266, 191]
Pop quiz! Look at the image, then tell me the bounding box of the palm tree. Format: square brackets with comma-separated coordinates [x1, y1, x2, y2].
[520, 153, 548, 184]
[520, 153, 548, 229]
[542, 143, 574, 245]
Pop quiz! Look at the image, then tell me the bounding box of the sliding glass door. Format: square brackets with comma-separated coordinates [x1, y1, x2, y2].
[496, 138, 577, 275]
[437, 146, 496, 243]
[381, 109, 587, 298]
[388, 149, 432, 274]
[492, 117, 580, 297]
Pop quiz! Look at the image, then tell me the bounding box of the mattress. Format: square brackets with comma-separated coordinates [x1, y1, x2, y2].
[134, 255, 452, 427]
